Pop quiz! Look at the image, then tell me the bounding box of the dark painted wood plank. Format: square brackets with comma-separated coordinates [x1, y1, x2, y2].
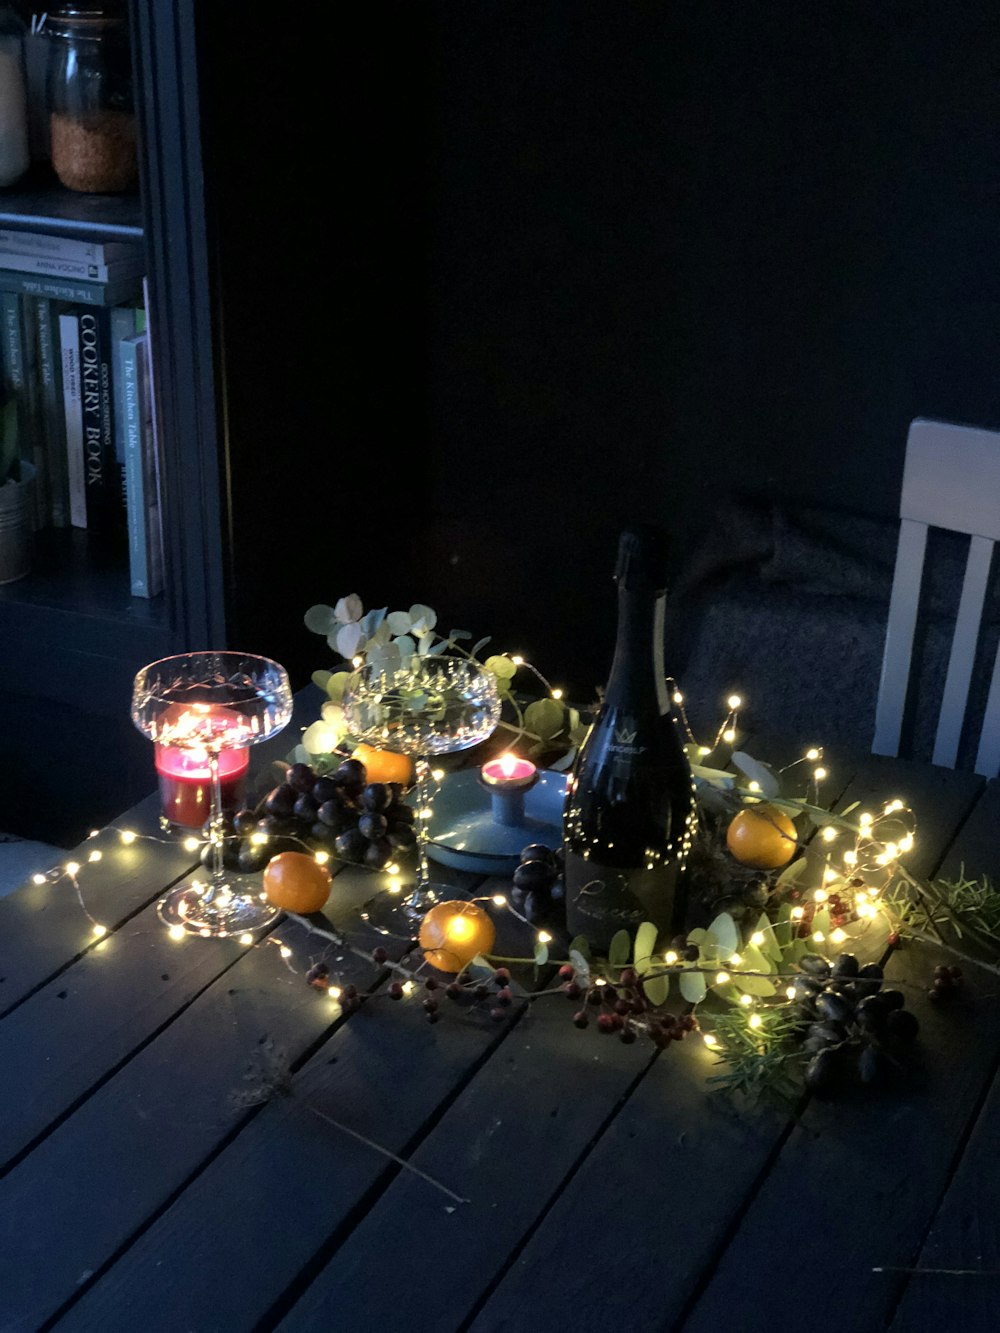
[277, 989, 662, 1333]
[678, 775, 1000, 1333]
[468, 755, 973, 1332]
[0, 795, 196, 1015]
[58, 965, 524, 1332]
[0, 881, 388, 1329]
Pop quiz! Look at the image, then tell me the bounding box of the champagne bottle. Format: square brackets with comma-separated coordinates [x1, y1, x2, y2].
[563, 528, 697, 950]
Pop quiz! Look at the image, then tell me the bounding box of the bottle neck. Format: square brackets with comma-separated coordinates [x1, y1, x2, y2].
[604, 583, 670, 713]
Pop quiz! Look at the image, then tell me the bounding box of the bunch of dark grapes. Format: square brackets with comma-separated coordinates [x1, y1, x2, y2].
[218, 759, 417, 874]
[510, 844, 565, 928]
[792, 950, 920, 1094]
[561, 964, 698, 1048]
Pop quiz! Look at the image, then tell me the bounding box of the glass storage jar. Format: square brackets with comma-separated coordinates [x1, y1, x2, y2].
[47, 2, 138, 193]
[0, 2, 30, 188]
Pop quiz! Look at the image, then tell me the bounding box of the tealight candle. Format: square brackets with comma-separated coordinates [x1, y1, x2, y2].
[481, 753, 537, 790]
[155, 744, 249, 829]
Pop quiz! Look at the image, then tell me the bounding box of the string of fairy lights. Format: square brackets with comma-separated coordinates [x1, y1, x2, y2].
[22, 684, 919, 1060]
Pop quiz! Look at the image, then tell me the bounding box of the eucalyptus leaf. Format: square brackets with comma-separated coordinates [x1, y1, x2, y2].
[418, 632, 436, 656]
[360, 607, 387, 635]
[320, 700, 344, 726]
[334, 594, 363, 625]
[608, 930, 631, 969]
[524, 698, 564, 740]
[311, 669, 332, 691]
[633, 921, 659, 974]
[326, 671, 351, 703]
[304, 605, 336, 635]
[643, 972, 670, 1007]
[777, 856, 808, 886]
[409, 604, 437, 634]
[741, 941, 773, 976]
[335, 622, 365, 659]
[548, 748, 577, 772]
[449, 628, 473, 642]
[708, 912, 740, 955]
[394, 634, 417, 658]
[568, 935, 591, 961]
[368, 621, 393, 649]
[732, 972, 777, 997]
[471, 637, 492, 657]
[534, 941, 549, 967]
[466, 953, 495, 978]
[730, 751, 781, 799]
[679, 970, 707, 1004]
[302, 719, 341, 753]
[686, 927, 709, 946]
[692, 763, 737, 790]
[812, 907, 831, 937]
[485, 654, 517, 681]
[754, 912, 784, 964]
[387, 610, 412, 636]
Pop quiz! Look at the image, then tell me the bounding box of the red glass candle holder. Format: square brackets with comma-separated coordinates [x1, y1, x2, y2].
[155, 743, 249, 829]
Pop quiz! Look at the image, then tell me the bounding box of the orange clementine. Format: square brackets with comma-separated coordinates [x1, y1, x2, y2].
[725, 804, 798, 870]
[418, 900, 496, 973]
[351, 743, 415, 787]
[262, 851, 332, 913]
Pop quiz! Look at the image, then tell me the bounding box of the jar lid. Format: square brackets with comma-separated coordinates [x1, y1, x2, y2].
[45, 2, 128, 37]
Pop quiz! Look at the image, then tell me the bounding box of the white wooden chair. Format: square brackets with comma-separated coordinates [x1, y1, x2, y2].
[873, 417, 1000, 776]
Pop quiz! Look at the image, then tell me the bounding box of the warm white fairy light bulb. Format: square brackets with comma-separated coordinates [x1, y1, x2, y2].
[843, 849, 858, 866]
[812, 930, 825, 943]
[821, 826, 837, 843]
[251, 831, 269, 846]
[385, 862, 400, 876]
[92, 923, 107, 938]
[750, 931, 765, 947]
[537, 930, 553, 944]
[859, 811, 873, 828]
[814, 888, 829, 903]
[511, 655, 524, 666]
[739, 993, 753, 1007]
[492, 893, 507, 907]
[552, 688, 564, 700]
[830, 928, 847, 944]
[328, 985, 342, 1000]
[727, 694, 742, 710]
[432, 769, 445, 782]
[785, 985, 797, 1000]
[387, 877, 402, 894]
[749, 1013, 762, 1029]
[703, 1033, 719, 1049]
[65, 861, 80, 876]
[729, 953, 742, 967]
[183, 836, 200, 852]
[168, 924, 185, 941]
[813, 767, 827, 782]
[314, 851, 330, 866]
[723, 729, 736, 744]
[119, 829, 138, 845]
[87, 849, 102, 863]
[32, 872, 46, 885]
[665, 950, 678, 965]
[672, 691, 684, 705]
[748, 780, 761, 792]
[715, 971, 731, 985]
[239, 933, 253, 946]
[791, 906, 805, 920]
[805, 747, 820, 762]
[402, 980, 416, 996]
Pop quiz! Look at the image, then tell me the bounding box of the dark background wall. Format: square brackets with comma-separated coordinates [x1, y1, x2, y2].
[200, 1, 1000, 700]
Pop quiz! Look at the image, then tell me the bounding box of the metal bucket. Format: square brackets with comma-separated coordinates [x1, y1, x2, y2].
[0, 463, 34, 586]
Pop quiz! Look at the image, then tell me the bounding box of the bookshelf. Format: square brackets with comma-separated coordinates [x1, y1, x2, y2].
[0, 0, 227, 845]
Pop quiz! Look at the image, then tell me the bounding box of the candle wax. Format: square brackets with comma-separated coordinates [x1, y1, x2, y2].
[155, 744, 250, 829]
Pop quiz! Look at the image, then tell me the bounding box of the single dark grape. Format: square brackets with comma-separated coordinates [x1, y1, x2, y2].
[804, 1047, 842, 1094]
[312, 776, 339, 805]
[238, 842, 268, 873]
[286, 762, 317, 794]
[293, 793, 319, 823]
[858, 1044, 889, 1085]
[361, 783, 390, 812]
[333, 758, 367, 788]
[879, 988, 906, 1011]
[388, 823, 417, 852]
[358, 812, 388, 840]
[258, 813, 294, 835]
[549, 880, 565, 903]
[855, 995, 888, 1031]
[799, 953, 832, 978]
[335, 828, 368, 862]
[855, 962, 884, 997]
[264, 785, 296, 818]
[386, 802, 415, 826]
[317, 799, 348, 830]
[831, 952, 859, 980]
[519, 843, 558, 869]
[886, 1008, 919, 1042]
[385, 782, 405, 803]
[816, 990, 853, 1025]
[364, 838, 392, 870]
[514, 859, 556, 894]
[233, 808, 257, 835]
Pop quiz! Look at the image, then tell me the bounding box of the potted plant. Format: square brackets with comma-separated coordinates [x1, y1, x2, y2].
[0, 390, 34, 585]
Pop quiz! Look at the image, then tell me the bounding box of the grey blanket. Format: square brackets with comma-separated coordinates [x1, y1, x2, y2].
[665, 500, 1000, 770]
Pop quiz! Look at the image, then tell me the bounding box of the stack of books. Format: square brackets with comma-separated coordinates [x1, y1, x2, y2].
[0, 228, 163, 599]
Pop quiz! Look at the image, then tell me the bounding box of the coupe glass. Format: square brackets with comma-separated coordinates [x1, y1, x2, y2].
[341, 654, 502, 935]
[131, 651, 293, 937]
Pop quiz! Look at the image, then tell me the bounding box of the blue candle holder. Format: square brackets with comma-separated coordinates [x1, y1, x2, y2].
[426, 767, 568, 875]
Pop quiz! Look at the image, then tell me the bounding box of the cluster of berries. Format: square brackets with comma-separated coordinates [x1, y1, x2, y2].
[563, 964, 698, 1048]
[928, 962, 963, 1001]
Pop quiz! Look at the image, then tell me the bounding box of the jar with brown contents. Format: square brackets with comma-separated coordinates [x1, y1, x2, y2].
[47, 2, 138, 194]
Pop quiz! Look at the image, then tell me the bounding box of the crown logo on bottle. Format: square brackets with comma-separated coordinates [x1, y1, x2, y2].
[614, 724, 638, 745]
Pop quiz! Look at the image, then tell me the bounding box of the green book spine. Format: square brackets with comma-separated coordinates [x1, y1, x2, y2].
[35, 298, 68, 527]
[0, 268, 144, 309]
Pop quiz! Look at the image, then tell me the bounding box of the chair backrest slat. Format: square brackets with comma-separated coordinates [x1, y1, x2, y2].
[873, 517, 928, 758]
[932, 534, 994, 768]
[875, 418, 1000, 776]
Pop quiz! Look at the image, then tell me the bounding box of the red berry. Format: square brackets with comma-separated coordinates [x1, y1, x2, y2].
[343, 984, 358, 1000]
[388, 982, 404, 1000]
[586, 989, 602, 1007]
[445, 983, 462, 1000]
[597, 1013, 618, 1034]
[565, 981, 582, 999]
[573, 1010, 589, 1029]
[422, 998, 438, 1013]
[679, 1014, 698, 1031]
[614, 999, 631, 1016]
[490, 1006, 507, 1022]
[372, 947, 388, 964]
[425, 977, 439, 991]
[620, 967, 638, 985]
[558, 964, 574, 979]
[620, 1026, 637, 1045]
[493, 967, 511, 983]
[496, 987, 513, 1007]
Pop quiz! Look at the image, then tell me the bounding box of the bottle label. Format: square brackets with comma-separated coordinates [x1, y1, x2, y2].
[563, 849, 683, 951]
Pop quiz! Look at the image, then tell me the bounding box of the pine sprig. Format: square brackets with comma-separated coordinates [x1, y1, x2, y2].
[703, 1005, 804, 1105]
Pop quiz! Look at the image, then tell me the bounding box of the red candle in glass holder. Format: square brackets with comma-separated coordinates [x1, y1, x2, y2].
[155, 744, 250, 829]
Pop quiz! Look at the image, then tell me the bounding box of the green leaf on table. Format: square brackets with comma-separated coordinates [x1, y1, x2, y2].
[485, 654, 517, 681]
[633, 921, 658, 975]
[326, 671, 351, 702]
[753, 912, 784, 964]
[777, 856, 808, 886]
[524, 698, 565, 740]
[568, 935, 591, 961]
[304, 604, 336, 635]
[731, 752, 780, 799]
[680, 970, 707, 1004]
[311, 669, 332, 692]
[569, 949, 591, 983]
[533, 940, 549, 967]
[812, 907, 831, 938]
[708, 912, 740, 955]
[643, 972, 670, 1007]
[608, 930, 631, 968]
[733, 971, 777, 997]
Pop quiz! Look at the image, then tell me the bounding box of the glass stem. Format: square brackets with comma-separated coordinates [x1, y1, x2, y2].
[410, 755, 432, 910]
[207, 751, 226, 895]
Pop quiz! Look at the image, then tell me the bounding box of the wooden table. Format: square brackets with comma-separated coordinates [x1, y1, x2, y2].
[2, 712, 999, 1333]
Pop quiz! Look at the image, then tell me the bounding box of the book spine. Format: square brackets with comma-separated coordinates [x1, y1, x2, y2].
[0, 228, 137, 264]
[0, 269, 144, 308]
[0, 294, 32, 506]
[58, 313, 86, 528]
[18, 298, 48, 529]
[140, 277, 165, 596]
[110, 306, 139, 523]
[35, 298, 68, 527]
[121, 335, 149, 595]
[0, 250, 144, 283]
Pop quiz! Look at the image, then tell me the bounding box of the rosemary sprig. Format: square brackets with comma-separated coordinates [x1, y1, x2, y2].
[703, 1005, 804, 1105]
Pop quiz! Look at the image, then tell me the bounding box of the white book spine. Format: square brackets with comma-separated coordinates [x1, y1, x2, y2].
[0, 228, 136, 264]
[0, 250, 141, 283]
[58, 313, 86, 529]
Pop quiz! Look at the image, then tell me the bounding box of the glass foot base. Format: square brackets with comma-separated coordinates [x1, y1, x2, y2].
[156, 878, 281, 938]
[358, 883, 444, 939]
